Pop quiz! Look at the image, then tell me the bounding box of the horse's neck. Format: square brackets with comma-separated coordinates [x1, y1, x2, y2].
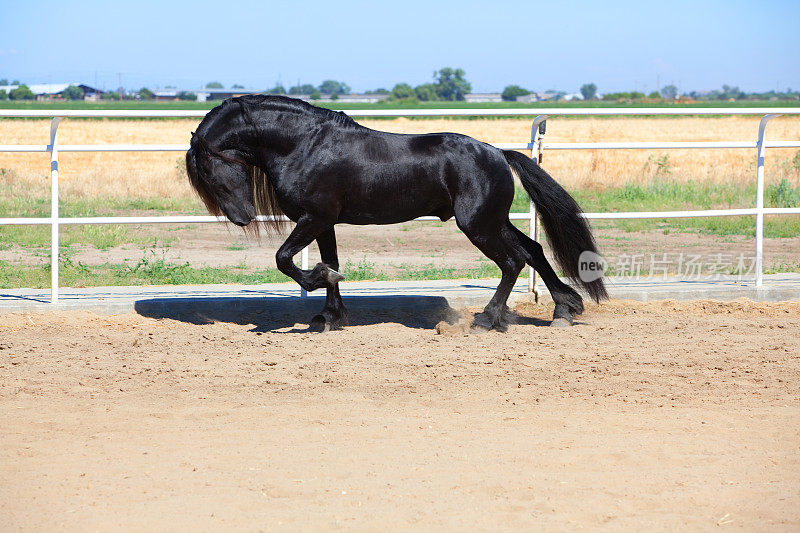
[247, 108, 314, 165]
[210, 110, 291, 164]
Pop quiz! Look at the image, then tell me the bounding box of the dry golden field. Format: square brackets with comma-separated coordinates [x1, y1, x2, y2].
[1, 116, 799, 204]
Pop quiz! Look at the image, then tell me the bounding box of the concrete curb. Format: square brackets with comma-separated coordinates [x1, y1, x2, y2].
[1, 274, 799, 316]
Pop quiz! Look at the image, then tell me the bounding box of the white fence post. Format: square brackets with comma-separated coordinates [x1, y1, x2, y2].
[300, 246, 309, 298]
[49, 117, 63, 304]
[527, 115, 548, 300]
[755, 114, 779, 287]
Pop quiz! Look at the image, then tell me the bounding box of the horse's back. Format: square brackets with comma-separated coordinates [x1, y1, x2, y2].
[288, 127, 513, 225]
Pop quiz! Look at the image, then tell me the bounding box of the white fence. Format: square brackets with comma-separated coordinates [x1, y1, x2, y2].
[1, 107, 799, 304]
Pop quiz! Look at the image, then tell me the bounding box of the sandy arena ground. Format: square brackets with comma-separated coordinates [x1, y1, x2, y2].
[1, 298, 799, 530]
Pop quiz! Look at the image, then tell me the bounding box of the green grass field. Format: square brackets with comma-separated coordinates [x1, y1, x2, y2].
[1, 179, 797, 250]
[0, 250, 507, 289]
[3, 246, 796, 290]
[1, 179, 798, 288]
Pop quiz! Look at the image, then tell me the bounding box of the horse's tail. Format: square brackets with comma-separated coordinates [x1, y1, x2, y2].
[503, 150, 608, 303]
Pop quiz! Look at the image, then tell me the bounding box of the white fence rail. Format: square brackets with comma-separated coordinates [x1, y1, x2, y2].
[1, 107, 799, 304]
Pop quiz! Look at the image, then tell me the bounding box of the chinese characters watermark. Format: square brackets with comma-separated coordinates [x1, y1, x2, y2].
[581, 252, 756, 281]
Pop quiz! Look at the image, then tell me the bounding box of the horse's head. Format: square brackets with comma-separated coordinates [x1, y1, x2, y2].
[186, 132, 255, 227]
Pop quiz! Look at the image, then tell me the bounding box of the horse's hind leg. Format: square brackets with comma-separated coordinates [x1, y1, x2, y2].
[504, 221, 583, 326]
[309, 227, 349, 332]
[457, 218, 526, 332]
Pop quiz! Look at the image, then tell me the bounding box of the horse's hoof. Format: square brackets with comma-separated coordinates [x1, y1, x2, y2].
[471, 312, 508, 333]
[471, 313, 492, 332]
[309, 314, 332, 333]
[316, 263, 344, 284]
[550, 317, 572, 328]
[470, 323, 491, 334]
[500, 307, 517, 325]
[326, 268, 345, 284]
[493, 322, 509, 333]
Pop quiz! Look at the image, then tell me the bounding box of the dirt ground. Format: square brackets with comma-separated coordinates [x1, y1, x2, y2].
[1, 299, 799, 531]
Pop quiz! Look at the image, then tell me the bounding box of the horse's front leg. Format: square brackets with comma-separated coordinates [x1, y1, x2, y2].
[309, 227, 349, 332]
[275, 216, 344, 295]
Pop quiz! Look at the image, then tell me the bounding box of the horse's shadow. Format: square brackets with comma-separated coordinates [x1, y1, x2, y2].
[134, 295, 551, 332]
[133, 295, 455, 332]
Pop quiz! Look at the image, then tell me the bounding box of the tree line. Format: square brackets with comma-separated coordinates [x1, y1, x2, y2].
[577, 82, 799, 102]
[168, 68, 475, 102]
[262, 79, 352, 100]
[381, 68, 472, 103]
[2, 75, 798, 103]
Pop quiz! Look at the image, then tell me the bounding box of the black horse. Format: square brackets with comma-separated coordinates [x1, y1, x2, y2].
[186, 95, 607, 331]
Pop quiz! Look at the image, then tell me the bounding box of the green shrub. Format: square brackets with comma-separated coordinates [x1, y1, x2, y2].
[9, 84, 34, 100]
[62, 85, 84, 100]
[767, 178, 800, 208]
[502, 85, 530, 101]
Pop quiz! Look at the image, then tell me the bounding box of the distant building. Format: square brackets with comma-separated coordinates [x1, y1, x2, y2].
[200, 88, 262, 101]
[326, 93, 390, 104]
[153, 88, 224, 101]
[464, 93, 503, 103]
[515, 92, 559, 103]
[152, 89, 181, 101]
[153, 87, 327, 102]
[562, 93, 584, 101]
[291, 93, 390, 103]
[152, 88, 229, 102]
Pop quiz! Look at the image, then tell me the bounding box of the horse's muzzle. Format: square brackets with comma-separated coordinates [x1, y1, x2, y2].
[224, 202, 255, 227]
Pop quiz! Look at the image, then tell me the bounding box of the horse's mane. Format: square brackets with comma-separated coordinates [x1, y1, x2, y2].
[229, 93, 361, 129]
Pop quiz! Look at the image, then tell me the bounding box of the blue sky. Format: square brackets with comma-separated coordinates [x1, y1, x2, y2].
[1, 0, 798, 94]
